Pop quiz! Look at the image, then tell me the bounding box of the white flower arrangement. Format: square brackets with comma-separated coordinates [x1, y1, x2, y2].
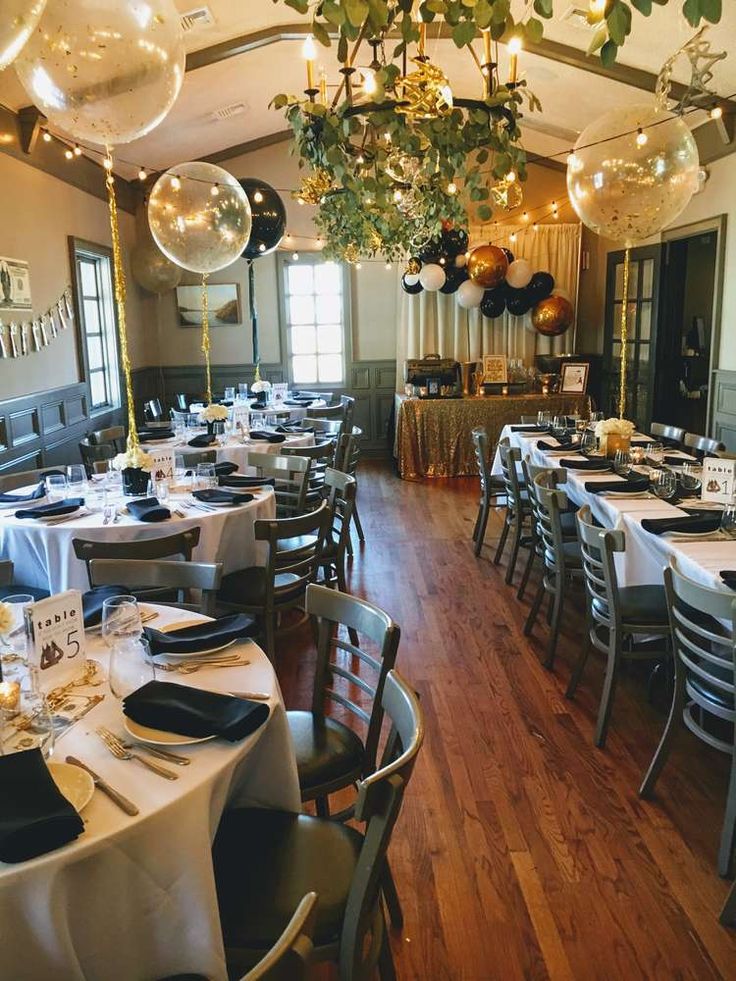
[595, 417, 635, 439]
[200, 403, 229, 422]
[111, 447, 155, 472]
[251, 380, 272, 394]
[0, 601, 13, 636]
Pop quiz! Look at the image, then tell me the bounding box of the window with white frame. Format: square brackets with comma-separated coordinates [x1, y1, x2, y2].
[74, 245, 121, 412]
[283, 257, 345, 386]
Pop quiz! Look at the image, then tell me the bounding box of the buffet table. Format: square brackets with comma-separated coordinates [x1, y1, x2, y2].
[394, 393, 591, 480]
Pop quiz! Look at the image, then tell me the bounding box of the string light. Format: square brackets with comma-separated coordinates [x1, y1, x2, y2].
[42, 130, 52, 143]
[509, 232, 517, 242]
[253, 189, 264, 203]
[258, 242, 266, 253]
[138, 167, 148, 181]
[356, 261, 362, 269]
[522, 211, 528, 222]
[505, 170, 517, 183]
[710, 105, 723, 120]
[170, 175, 181, 191]
[447, 181, 457, 195]
[361, 68, 377, 95]
[532, 223, 538, 231]
[292, 251, 300, 260]
[73, 144, 82, 156]
[210, 183, 220, 197]
[64, 148, 73, 160]
[636, 127, 648, 147]
[385, 262, 392, 270]
[286, 233, 292, 241]
[393, 188, 403, 202]
[103, 155, 113, 171]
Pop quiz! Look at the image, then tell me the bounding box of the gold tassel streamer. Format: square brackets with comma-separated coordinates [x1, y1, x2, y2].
[105, 159, 138, 451]
[200, 272, 212, 404]
[618, 246, 630, 420]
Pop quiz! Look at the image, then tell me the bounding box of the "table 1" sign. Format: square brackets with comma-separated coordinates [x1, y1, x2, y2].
[29, 590, 87, 692]
[702, 457, 736, 504]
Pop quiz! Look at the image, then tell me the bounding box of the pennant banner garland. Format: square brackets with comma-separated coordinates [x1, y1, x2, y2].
[0, 288, 74, 359]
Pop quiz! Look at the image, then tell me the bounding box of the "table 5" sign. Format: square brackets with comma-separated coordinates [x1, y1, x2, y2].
[30, 590, 87, 692]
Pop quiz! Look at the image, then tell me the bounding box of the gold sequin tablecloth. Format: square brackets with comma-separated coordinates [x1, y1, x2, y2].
[394, 393, 591, 480]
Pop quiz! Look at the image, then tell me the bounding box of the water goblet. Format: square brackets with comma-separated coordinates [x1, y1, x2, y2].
[196, 462, 216, 490]
[537, 411, 550, 427]
[651, 469, 677, 500]
[108, 637, 156, 700]
[580, 430, 597, 455]
[646, 442, 665, 467]
[224, 387, 235, 402]
[101, 596, 142, 649]
[66, 464, 87, 495]
[679, 463, 702, 496]
[0, 593, 34, 680]
[613, 449, 631, 476]
[45, 473, 68, 502]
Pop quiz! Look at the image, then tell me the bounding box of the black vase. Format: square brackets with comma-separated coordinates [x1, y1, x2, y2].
[256, 391, 268, 406]
[206, 420, 225, 435]
[122, 467, 149, 496]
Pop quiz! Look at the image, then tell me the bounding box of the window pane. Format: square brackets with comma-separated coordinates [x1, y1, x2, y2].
[315, 262, 341, 294]
[641, 259, 654, 299]
[613, 302, 622, 338]
[289, 294, 315, 325]
[291, 325, 316, 355]
[316, 323, 342, 354]
[640, 301, 652, 340]
[292, 354, 318, 384]
[639, 342, 650, 365]
[80, 260, 98, 297]
[287, 264, 314, 295]
[315, 293, 341, 324]
[87, 335, 104, 370]
[90, 371, 107, 407]
[318, 354, 343, 383]
[84, 299, 101, 334]
[628, 261, 639, 299]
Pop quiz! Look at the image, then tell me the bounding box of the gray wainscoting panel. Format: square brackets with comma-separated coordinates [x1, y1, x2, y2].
[712, 370, 736, 451]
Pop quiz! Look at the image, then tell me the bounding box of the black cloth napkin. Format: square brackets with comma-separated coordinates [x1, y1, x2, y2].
[720, 571, 736, 591]
[139, 429, 174, 442]
[247, 431, 286, 443]
[123, 680, 269, 742]
[218, 475, 275, 489]
[144, 613, 258, 656]
[217, 400, 234, 408]
[585, 476, 650, 494]
[0, 481, 46, 504]
[284, 399, 314, 406]
[188, 433, 217, 447]
[15, 497, 84, 520]
[510, 425, 549, 434]
[126, 497, 171, 522]
[538, 440, 577, 453]
[192, 489, 254, 506]
[640, 513, 723, 536]
[82, 585, 127, 627]
[560, 458, 611, 471]
[664, 454, 696, 466]
[0, 749, 84, 863]
[214, 462, 238, 477]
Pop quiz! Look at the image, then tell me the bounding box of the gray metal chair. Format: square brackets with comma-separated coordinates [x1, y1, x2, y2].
[516, 459, 578, 602]
[306, 402, 345, 421]
[0, 468, 64, 493]
[0, 560, 11, 587]
[301, 418, 342, 439]
[566, 505, 671, 748]
[88, 425, 126, 453]
[334, 427, 365, 545]
[523, 472, 583, 670]
[217, 501, 330, 662]
[72, 528, 202, 586]
[340, 395, 355, 433]
[639, 562, 736, 877]
[79, 437, 115, 477]
[213, 669, 423, 980]
[181, 450, 217, 468]
[89, 558, 223, 617]
[721, 880, 736, 927]
[471, 427, 506, 557]
[494, 442, 532, 585]
[650, 422, 685, 448]
[246, 452, 310, 518]
[242, 892, 317, 981]
[0, 558, 49, 600]
[282, 441, 335, 510]
[683, 432, 725, 459]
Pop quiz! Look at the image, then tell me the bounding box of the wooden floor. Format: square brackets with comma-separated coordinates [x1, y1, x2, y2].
[277, 460, 736, 980]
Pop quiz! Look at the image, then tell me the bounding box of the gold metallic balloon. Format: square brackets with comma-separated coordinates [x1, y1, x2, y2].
[532, 295, 574, 337]
[566, 104, 700, 246]
[130, 239, 182, 294]
[148, 162, 252, 275]
[15, 0, 184, 145]
[467, 245, 508, 289]
[0, 0, 46, 71]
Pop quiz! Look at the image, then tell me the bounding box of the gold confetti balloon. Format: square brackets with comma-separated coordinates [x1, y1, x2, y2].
[148, 163, 252, 275]
[532, 295, 574, 337]
[15, 0, 185, 145]
[566, 104, 700, 246]
[467, 245, 509, 289]
[0, 0, 46, 71]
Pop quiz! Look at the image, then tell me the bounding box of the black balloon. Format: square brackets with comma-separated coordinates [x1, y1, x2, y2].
[501, 248, 515, 264]
[439, 265, 469, 294]
[480, 288, 507, 319]
[505, 287, 534, 317]
[441, 227, 469, 257]
[239, 178, 287, 259]
[402, 274, 423, 295]
[528, 271, 555, 301]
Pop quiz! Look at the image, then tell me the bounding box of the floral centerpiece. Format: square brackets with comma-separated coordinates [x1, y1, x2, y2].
[112, 446, 154, 496]
[251, 379, 271, 406]
[200, 402, 229, 435]
[595, 417, 635, 458]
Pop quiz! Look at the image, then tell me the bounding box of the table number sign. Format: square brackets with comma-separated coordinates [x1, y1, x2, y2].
[232, 402, 250, 434]
[147, 448, 174, 481]
[271, 383, 288, 404]
[29, 590, 86, 693]
[701, 457, 736, 504]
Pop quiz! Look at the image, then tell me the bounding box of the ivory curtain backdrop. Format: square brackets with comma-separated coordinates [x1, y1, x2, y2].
[396, 222, 581, 389]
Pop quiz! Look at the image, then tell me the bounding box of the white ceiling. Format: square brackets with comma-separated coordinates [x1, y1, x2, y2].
[0, 0, 733, 182]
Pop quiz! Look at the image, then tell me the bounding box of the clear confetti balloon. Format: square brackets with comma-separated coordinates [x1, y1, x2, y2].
[130, 237, 182, 294]
[148, 162, 252, 275]
[0, 0, 46, 71]
[567, 104, 700, 246]
[15, 0, 185, 145]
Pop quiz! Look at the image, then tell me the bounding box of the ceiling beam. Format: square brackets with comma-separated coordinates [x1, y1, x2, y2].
[201, 128, 293, 164]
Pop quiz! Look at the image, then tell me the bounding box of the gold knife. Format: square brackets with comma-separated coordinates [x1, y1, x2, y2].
[65, 756, 140, 816]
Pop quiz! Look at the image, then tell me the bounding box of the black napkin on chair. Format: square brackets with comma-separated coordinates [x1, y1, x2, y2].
[560, 458, 611, 471]
[139, 429, 174, 442]
[0, 749, 84, 862]
[585, 476, 650, 494]
[640, 513, 722, 536]
[15, 498, 84, 520]
[720, 571, 736, 590]
[188, 433, 217, 448]
[82, 585, 127, 627]
[126, 497, 171, 522]
[218, 475, 275, 489]
[144, 613, 257, 656]
[123, 680, 269, 742]
[214, 462, 238, 477]
[0, 481, 46, 505]
[192, 489, 254, 506]
[247, 431, 286, 443]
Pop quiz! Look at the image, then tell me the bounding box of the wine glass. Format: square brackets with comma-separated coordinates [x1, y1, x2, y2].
[45, 474, 68, 502]
[0, 689, 55, 758]
[613, 449, 631, 476]
[101, 596, 142, 649]
[646, 442, 665, 467]
[224, 386, 235, 402]
[108, 637, 156, 699]
[537, 411, 550, 427]
[651, 469, 677, 500]
[0, 593, 33, 680]
[66, 464, 87, 495]
[580, 430, 597, 455]
[195, 463, 216, 490]
[679, 462, 702, 496]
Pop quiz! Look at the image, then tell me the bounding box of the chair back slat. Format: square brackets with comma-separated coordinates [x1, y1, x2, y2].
[88, 426, 126, 453]
[282, 441, 335, 508]
[0, 560, 12, 587]
[650, 422, 685, 447]
[72, 528, 201, 586]
[532, 472, 569, 574]
[243, 892, 317, 981]
[88, 558, 222, 616]
[498, 442, 524, 514]
[471, 427, 491, 492]
[79, 438, 115, 477]
[683, 432, 725, 459]
[254, 502, 330, 609]
[248, 452, 310, 517]
[0, 469, 64, 493]
[575, 504, 624, 633]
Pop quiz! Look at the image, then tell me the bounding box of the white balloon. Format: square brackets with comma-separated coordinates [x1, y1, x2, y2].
[506, 259, 533, 289]
[456, 280, 485, 309]
[404, 272, 420, 287]
[455, 253, 467, 268]
[419, 263, 446, 292]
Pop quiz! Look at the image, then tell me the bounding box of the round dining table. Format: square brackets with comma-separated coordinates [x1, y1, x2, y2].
[0, 605, 300, 981]
[189, 399, 326, 423]
[0, 484, 277, 594]
[154, 430, 314, 472]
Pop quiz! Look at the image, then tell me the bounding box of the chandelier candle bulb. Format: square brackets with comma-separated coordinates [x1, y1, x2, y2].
[302, 34, 316, 91]
[507, 37, 521, 87]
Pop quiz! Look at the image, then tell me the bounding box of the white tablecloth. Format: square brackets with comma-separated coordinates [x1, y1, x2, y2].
[149, 432, 315, 472]
[0, 486, 277, 593]
[189, 400, 326, 423]
[492, 426, 736, 590]
[0, 605, 299, 981]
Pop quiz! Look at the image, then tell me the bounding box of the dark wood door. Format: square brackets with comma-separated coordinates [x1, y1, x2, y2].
[603, 245, 661, 430]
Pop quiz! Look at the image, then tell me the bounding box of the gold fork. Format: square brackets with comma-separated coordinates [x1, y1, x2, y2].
[96, 726, 179, 780]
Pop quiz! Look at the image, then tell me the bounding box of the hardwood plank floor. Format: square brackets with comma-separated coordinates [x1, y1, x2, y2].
[277, 460, 736, 980]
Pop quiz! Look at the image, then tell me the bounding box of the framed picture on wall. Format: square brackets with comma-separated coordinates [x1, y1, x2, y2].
[0, 257, 32, 311]
[482, 355, 507, 384]
[176, 283, 242, 327]
[560, 362, 589, 395]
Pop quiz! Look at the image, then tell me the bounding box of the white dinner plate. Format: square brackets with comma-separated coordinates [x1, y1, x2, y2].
[189, 497, 247, 508]
[662, 529, 726, 540]
[152, 618, 237, 658]
[0, 495, 48, 510]
[141, 438, 173, 446]
[566, 467, 611, 474]
[597, 490, 651, 498]
[36, 506, 86, 523]
[48, 761, 95, 812]
[123, 715, 216, 746]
